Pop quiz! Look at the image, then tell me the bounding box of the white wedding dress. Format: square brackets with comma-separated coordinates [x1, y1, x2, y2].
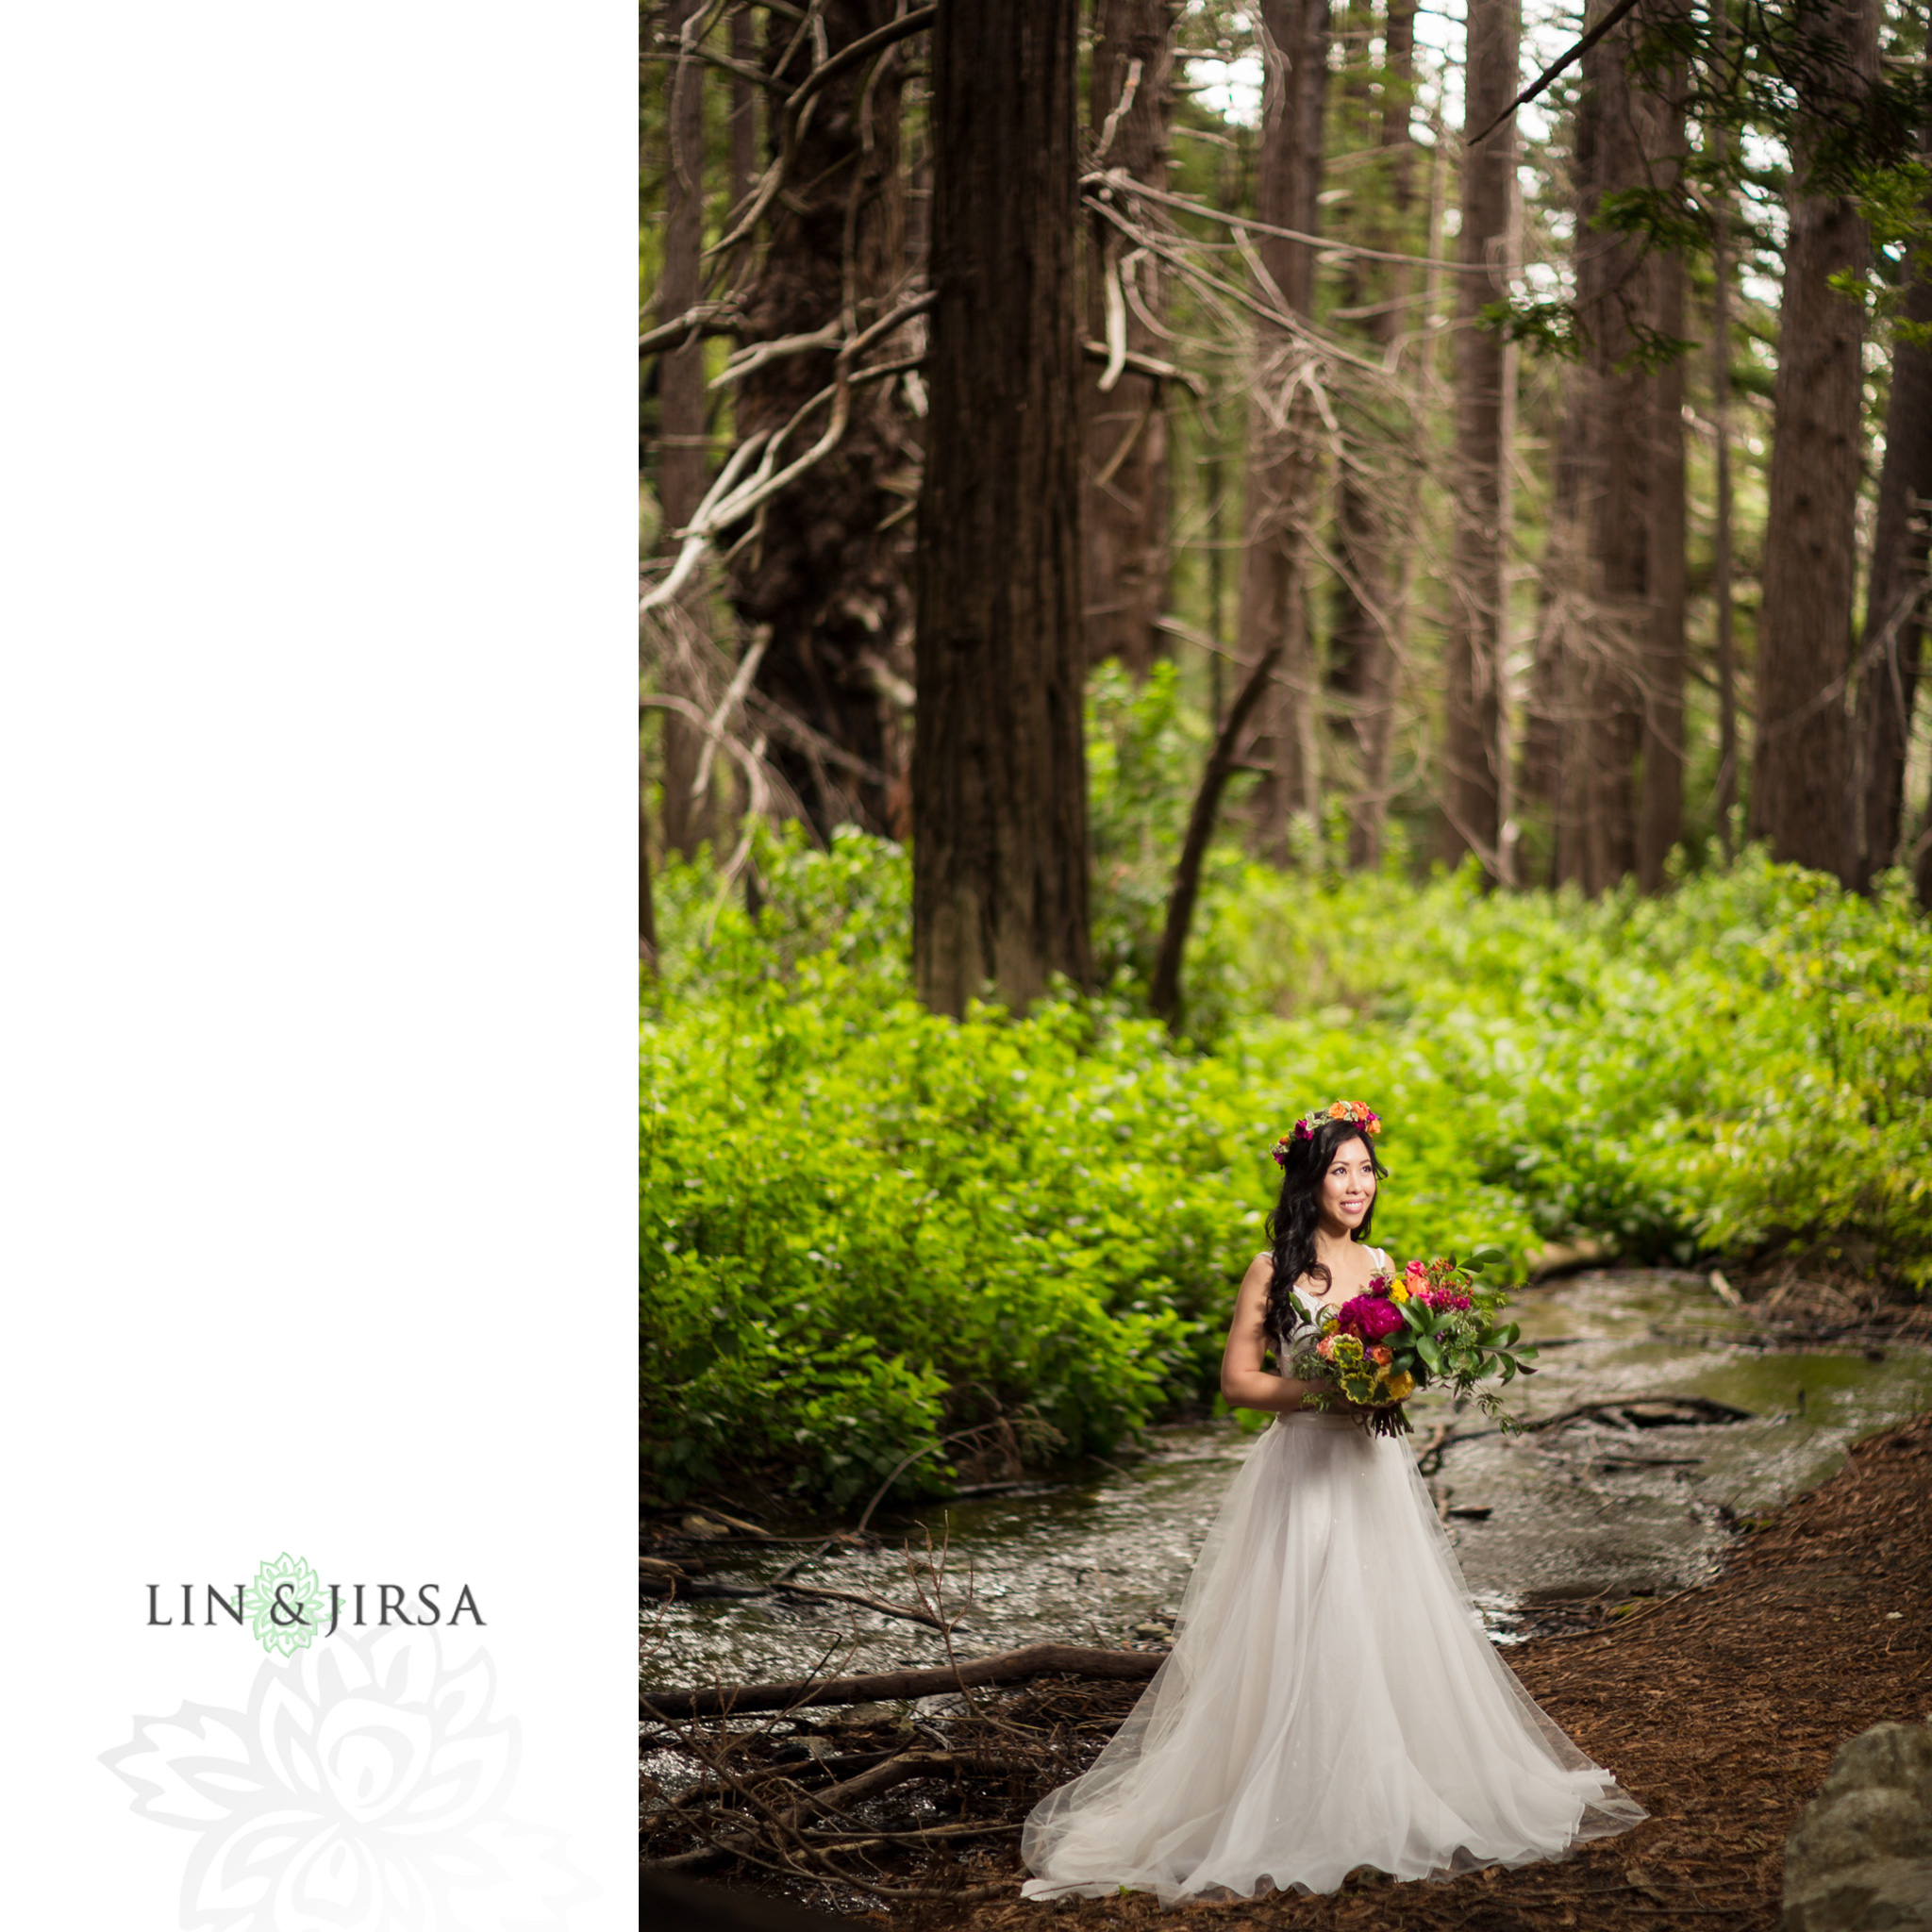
[1020, 1258, 1645, 1903]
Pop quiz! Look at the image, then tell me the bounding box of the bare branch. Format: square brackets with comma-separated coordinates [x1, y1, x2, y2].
[1080, 340, 1205, 395]
[1082, 169, 1477, 273]
[1093, 56, 1143, 162]
[1098, 246, 1129, 393]
[1467, 0, 1644, 147]
[691, 631, 769, 799]
[640, 300, 741, 358]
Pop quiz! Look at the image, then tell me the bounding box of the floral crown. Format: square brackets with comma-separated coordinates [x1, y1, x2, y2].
[1272, 1100, 1382, 1167]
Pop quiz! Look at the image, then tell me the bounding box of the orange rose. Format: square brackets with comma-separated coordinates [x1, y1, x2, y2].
[1370, 1345, 1393, 1367]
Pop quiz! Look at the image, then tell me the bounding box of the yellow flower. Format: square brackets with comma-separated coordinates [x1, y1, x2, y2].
[1390, 1282, 1409, 1303]
[1385, 1372, 1415, 1401]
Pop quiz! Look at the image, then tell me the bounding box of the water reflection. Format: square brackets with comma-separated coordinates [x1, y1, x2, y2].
[641, 1270, 1932, 1690]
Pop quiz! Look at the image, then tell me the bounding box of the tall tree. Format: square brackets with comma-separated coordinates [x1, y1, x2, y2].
[1554, 6, 1680, 894]
[1083, 0, 1176, 675]
[652, 0, 713, 860]
[1234, 0, 1331, 860]
[1707, 29, 1740, 860]
[912, 0, 1091, 1017]
[1441, 0, 1520, 877]
[1637, 17, 1690, 893]
[1748, 0, 1880, 874]
[727, 5, 920, 837]
[1329, 0, 1419, 869]
[1851, 140, 1932, 891]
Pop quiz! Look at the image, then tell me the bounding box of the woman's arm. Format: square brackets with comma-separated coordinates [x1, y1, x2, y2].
[1220, 1252, 1326, 1415]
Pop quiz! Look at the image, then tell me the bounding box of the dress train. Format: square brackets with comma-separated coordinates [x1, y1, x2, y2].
[1020, 1410, 1645, 1903]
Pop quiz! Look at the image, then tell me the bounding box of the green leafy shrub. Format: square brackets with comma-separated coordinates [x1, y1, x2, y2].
[643, 824, 1932, 1509]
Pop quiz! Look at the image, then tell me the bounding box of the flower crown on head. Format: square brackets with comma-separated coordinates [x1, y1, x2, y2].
[1271, 1100, 1382, 1167]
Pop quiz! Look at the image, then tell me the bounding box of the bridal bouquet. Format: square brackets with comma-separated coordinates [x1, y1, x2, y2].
[1285, 1249, 1539, 1439]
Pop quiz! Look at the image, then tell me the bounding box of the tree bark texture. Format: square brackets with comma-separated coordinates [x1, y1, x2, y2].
[1234, 0, 1331, 860]
[1083, 0, 1176, 675]
[1556, 8, 1668, 893]
[1441, 0, 1519, 877]
[1747, 0, 1878, 878]
[652, 0, 714, 860]
[1636, 25, 1689, 893]
[1330, 0, 1417, 870]
[1853, 149, 1932, 891]
[1524, 368, 1587, 878]
[726, 3, 919, 838]
[1708, 141, 1740, 858]
[729, 4, 758, 213]
[912, 0, 1091, 1018]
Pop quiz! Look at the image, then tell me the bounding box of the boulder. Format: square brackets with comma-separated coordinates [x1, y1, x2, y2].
[1784, 1722, 1932, 1930]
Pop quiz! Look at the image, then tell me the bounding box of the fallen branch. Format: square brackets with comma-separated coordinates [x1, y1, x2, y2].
[640, 1641, 1162, 1721]
[646, 1744, 1008, 1874]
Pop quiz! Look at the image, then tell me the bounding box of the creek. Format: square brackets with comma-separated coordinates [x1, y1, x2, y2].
[641, 1270, 1932, 1695]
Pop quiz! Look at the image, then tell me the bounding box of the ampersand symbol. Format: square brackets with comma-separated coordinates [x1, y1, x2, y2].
[270, 1581, 309, 1626]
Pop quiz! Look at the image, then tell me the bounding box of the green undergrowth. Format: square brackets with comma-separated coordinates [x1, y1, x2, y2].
[642, 802, 1932, 1511]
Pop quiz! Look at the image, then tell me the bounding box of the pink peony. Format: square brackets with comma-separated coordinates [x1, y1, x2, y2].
[1336, 1294, 1406, 1343]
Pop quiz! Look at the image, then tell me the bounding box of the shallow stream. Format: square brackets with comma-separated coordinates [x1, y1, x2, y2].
[641, 1270, 1932, 1695]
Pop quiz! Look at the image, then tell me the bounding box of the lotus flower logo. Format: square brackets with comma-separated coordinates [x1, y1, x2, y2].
[248, 1552, 327, 1657]
[101, 1631, 591, 1928]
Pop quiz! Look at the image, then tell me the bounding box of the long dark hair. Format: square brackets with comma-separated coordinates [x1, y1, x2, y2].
[1265, 1119, 1388, 1344]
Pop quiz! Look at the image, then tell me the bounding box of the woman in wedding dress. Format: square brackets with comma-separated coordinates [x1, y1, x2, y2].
[1020, 1103, 1646, 1904]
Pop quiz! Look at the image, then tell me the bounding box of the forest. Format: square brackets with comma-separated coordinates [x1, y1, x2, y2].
[641, 0, 1932, 1512]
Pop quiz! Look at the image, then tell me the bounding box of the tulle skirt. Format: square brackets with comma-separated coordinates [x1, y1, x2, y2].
[1020, 1410, 1645, 1904]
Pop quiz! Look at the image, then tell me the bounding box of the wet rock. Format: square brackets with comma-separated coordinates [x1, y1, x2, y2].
[1783, 1721, 1932, 1931]
[679, 1513, 734, 1540]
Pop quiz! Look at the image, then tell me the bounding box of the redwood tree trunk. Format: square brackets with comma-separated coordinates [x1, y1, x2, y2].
[1331, 0, 1416, 870]
[1636, 25, 1689, 893]
[1557, 6, 1659, 893]
[729, 5, 757, 211]
[653, 0, 713, 859]
[1440, 0, 1519, 876]
[1082, 0, 1175, 675]
[912, 0, 1091, 1017]
[1234, 0, 1330, 859]
[1852, 148, 1932, 891]
[1748, 0, 1878, 877]
[726, 3, 918, 838]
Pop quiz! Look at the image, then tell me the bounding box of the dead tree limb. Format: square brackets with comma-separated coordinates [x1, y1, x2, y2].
[1466, 0, 1644, 146]
[1149, 640, 1283, 1030]
[640, 1641, 1162, 1721]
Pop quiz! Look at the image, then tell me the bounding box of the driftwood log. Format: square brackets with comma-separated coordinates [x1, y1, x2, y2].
[641, 1641, 1163, 1721]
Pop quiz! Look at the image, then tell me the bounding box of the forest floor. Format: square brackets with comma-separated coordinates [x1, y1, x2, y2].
[909, 1405, 1932, 1931]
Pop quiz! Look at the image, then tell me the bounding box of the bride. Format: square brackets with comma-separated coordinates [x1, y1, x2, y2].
[1020, 1102, 1645, 1903]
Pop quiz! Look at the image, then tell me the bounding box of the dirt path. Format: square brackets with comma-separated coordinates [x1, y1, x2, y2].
[952, 1409, 1932, 1931]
